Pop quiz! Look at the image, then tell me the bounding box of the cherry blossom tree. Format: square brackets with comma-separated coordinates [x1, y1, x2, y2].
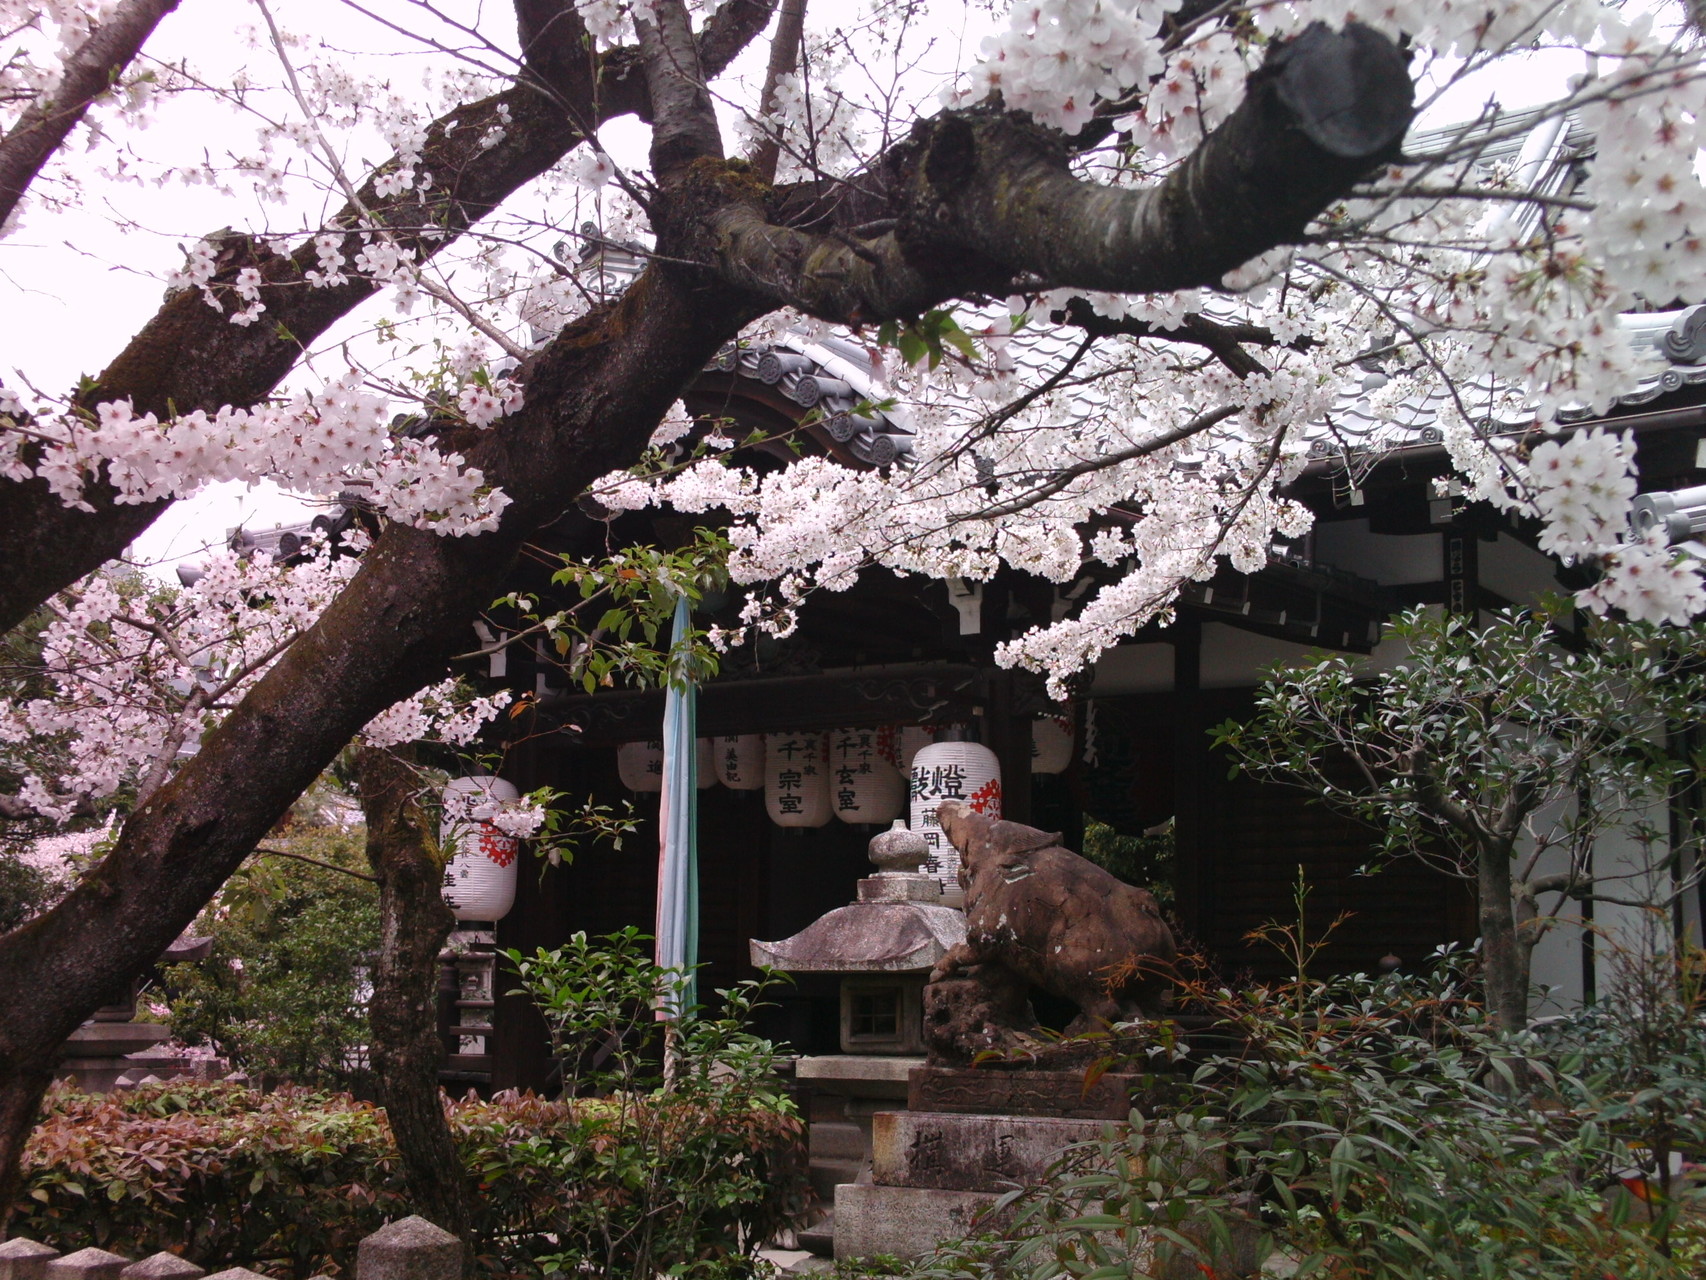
[4, 0, 1706, 1212]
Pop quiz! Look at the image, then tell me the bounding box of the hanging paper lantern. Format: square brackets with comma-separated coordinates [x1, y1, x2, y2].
[714, 734, 765, 790]
[829, 726, 906, 824]
[874, 724, 901, 768]
[899, 725, 935, 774]
[1031, 710, 1075, 775]
[617, 740, 664, 791]
[695, 737, 717, 789]
[909, 740, 1001, 896]
[440, 776, 521, 923]
[765, 731, 831, 827]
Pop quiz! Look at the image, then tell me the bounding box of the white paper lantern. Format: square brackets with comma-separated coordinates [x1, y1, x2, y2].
[828, 726, 906, 824]
[440, 776, 521, 923]
[714, 734, 765, 789]
[695, 737, 717, 789]
[899, 725, 935, 774]
[1031, 711, 1075, 775]
[765, 731, 831, 827]
[875, 725, 901, 768]
[909, 741, 1002, 896]
[617, 740, 664, 791]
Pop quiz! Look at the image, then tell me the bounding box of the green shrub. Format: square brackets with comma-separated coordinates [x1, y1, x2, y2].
[18, 1083, 404, 1278]
[162, 827, 379, 1089]
[16, 1078, 803, 1279]
[503, 929, 808, 1278]
[844, 947, 1704, 1280]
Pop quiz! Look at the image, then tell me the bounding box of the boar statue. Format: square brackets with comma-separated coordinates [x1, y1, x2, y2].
[924, 799, 1176, 1063]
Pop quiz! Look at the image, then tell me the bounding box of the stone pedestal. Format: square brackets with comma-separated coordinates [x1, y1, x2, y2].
[834, 1069, 1257, 1275]
[871, 1110, 1121, 1190]
[907, 1065, 1147, 1120]
[834, 1109, 1112, 1261]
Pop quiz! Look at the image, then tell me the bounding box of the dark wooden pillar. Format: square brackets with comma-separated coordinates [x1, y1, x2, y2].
[984, 669, 1033, 825]
[1170, 615, 1204, 939]
[1444, 524, 1479, 616]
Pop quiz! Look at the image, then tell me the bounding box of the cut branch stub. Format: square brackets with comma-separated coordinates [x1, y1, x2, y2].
[697, 21, 1412, 325]
[899, 21, 1413, 296]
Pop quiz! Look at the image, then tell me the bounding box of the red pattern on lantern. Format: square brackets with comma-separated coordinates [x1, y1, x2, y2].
[968, 777, 1002, 815]
[478, 826, 517, 867]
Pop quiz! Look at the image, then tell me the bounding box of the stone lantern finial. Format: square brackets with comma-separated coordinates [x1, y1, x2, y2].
[868, 820, 928, 874]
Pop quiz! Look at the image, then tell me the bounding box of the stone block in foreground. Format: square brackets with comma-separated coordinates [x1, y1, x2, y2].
[0, 1239, 61, 1280]
[832, 1183, 1005, 1261]
[356, 1216, 462, 1280]
[871, 1110, 1121, 1192]
[44, 1250, 128, 1280]
[119, 1255, 204, 1280]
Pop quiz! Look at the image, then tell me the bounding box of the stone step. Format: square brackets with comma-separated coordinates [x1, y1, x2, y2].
[807, 1159, 864, 1202]
[807, 1120, 865, 1161]
[794, 1212, 835, 1258]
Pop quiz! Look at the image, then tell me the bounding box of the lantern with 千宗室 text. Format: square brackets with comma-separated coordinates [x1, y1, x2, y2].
[765, 731, 831, 827]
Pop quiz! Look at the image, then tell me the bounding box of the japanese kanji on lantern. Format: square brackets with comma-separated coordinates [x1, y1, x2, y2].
[828, 726, 905, 824]
[765, 731, 831, 827]
[909, 736, 1001, 901]
[1031, 709, 1075, 775]
[617, 740, 664, 791]
[439, 775, 521, 923]
[714, 733, 764, 790]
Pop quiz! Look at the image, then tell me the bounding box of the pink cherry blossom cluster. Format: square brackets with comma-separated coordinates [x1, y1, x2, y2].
[0, 373, 512, 534]
[0, 545, 356, 821]
[2, 543, 526, 823]
[457, 378, 526, 429]
[436, 770, 547, 840]
[360, 679, 514, 749]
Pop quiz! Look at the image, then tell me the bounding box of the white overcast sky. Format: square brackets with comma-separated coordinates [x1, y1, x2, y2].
[0, 1, 1592, 578]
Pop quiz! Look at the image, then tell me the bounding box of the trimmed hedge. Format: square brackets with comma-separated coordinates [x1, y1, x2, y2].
[16, 1080, 804, 1278]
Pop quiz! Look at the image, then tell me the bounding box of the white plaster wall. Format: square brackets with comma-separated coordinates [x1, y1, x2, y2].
[1526, 788, 1675, 1018]
[1524, 792, 1588, 1018]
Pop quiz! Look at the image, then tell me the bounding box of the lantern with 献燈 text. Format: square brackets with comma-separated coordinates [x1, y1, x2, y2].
[908, 733, 1001, 904]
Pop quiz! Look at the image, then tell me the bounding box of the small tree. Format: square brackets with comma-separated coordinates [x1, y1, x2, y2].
[1214, 605, 1706, 1032]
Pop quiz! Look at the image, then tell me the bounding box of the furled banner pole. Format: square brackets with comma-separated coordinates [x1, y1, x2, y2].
[655, 592, 699, 1019]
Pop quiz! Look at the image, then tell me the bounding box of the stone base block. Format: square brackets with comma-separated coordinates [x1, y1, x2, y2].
[872, 1110, 1121, 1191]
[908, 1066, 1145, 1119]
[796, 1055, 922, 1101]
[831, 1184, 1004, 1261]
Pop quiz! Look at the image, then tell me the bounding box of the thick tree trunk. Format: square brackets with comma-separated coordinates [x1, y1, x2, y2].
[0, 264, 760, 1215]
[1478, 844, 1530, 1035]
[357, 745, 474, 1257]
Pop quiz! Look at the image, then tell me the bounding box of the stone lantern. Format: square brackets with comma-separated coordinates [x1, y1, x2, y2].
[751, 821, 962, 1055]
[749, 821, 966, 1251]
